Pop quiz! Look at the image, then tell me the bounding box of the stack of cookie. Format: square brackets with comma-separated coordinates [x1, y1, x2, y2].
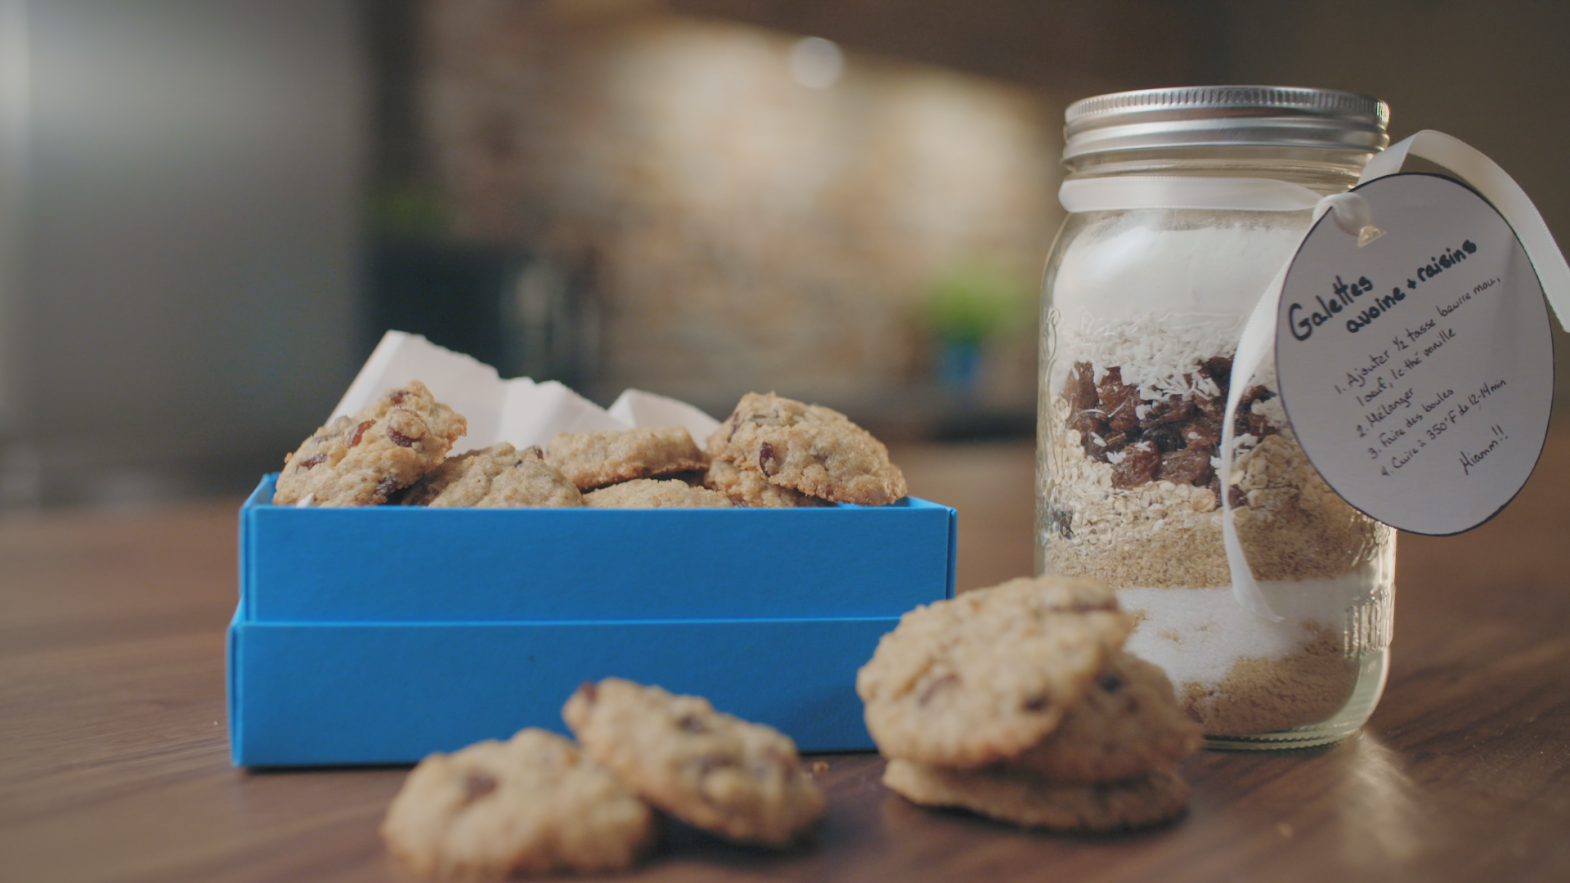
[703, 391, 908, 507]
[381, 678, 825, 878]
[380, 727, 656, 878]
[562, 678, 827, 848]
[270, 379, 719, 509]
[400, 442, 585, 508]
[856, 575, 1203, 832]
[274, 383, 909, 510]
[272, 380, 469, 507]
[545, 425, 726, 508]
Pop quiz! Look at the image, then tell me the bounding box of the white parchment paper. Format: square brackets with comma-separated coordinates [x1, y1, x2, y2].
[330, 331, 722, 451]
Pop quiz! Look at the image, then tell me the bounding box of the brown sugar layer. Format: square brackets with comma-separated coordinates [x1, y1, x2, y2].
[1180, 628, 1360, 735]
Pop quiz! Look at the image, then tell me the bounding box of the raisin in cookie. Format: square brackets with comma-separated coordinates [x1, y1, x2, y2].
[583, 479, 733, 509]
[882, 760, 1190, 832]
[1006, 652, 1202, 783]
[856, 575, 1134, 769]
[399, 443, 583, 508]
[563, 678, 825, 848]
[545, 427, 708, 491]
[381, 728, 656, 878]
[273, 380, 466, 506]
[703, 458, 827, 508]
[706, 392, 907, 506]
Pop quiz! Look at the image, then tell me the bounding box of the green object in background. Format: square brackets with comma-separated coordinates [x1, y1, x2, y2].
[923, 261, 1030, 348]
[923, 261, 1031, 389]
[370, 181, 450, 240]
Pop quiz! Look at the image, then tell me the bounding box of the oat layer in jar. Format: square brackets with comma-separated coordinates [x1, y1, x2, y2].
[1037, 87, 1396, 748]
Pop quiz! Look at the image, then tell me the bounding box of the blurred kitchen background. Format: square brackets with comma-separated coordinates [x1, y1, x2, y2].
[3, 0, 1569, 507]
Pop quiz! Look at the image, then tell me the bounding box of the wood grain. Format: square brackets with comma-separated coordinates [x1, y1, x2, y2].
[2, 433, 1567, 882]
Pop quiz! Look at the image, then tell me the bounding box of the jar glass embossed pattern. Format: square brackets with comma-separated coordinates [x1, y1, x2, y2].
[1036, 87, 1397, 747]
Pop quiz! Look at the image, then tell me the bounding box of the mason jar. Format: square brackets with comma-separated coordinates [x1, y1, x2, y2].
[1036, 86, 1396, 748]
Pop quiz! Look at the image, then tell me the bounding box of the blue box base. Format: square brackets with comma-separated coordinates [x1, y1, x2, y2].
[228, 609, 901, 767]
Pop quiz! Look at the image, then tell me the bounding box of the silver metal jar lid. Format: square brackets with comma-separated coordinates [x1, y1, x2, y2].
[1063, 86, 1390, 161]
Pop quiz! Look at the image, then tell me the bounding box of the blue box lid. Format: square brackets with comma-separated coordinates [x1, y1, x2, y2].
[241, 476, 956, 623]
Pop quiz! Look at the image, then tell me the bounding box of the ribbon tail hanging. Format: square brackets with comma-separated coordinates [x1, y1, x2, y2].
[1219, 261, 1292, 622]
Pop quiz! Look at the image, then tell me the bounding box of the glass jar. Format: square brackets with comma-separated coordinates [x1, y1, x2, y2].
[1036, 87, 1396, 748]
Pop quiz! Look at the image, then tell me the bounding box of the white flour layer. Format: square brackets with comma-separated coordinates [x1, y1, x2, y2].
[1048, 213, 1311, 398]
[1118, 569, 1382, 689]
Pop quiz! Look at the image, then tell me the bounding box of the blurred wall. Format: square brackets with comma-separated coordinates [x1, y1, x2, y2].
[0, 2, 23, 454]
[669, 0, 1202, 93]
[415, 4, 1055, 422]
[1206, 0, 1570, 414]
[6, 0, 1566, 507]
[391, 0, 1208, 432]
[0, 0, 365, 506]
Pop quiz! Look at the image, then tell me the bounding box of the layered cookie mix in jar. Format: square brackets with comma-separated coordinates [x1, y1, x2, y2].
[1036, 87, 1396, 747]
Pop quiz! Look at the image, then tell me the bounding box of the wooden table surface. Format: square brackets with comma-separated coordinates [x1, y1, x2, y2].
[3, 434, 1568, 882]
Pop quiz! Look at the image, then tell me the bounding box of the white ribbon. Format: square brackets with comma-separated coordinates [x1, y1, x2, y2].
[1058, 131, 1570, 620]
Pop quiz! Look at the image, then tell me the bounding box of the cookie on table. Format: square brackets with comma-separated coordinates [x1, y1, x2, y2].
[703, 458, 827, 508]
[1006, 652, 1203, 783]
[562, 678, 825, 848]
[273, 380, 467, 507]
[399, 443, 583, 508]
[381, 728, 656, 878]
[706, 392, 907, 507]
[545, 426, 709, 491]
[882, 760, 1190, 832]
[583, 479, 734, 509]
[855, 575, 1134, 769]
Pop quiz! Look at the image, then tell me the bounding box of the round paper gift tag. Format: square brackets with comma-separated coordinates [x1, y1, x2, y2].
[1274, 173, 1553, 535]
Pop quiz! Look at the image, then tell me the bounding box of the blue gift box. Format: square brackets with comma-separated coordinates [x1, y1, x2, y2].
[227, 476, 956, 767]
